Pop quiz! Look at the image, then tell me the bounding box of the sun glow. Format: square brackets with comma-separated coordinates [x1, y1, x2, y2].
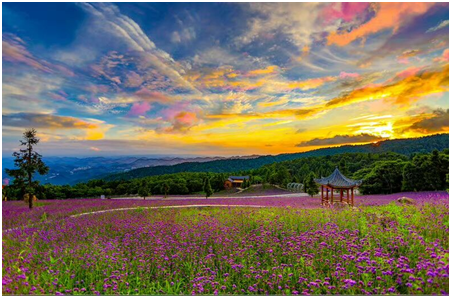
[356, 122, 394, 138]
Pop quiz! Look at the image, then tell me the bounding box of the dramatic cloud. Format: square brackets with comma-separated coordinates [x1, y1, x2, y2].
[325, 65, 449, 108]
[3, 113, 99, 129]
[2, 3, 449, 156]
[328, 3, 436, 46]
[402, 108, 449, 134]
[79, 3, 200, 94]
[296, 133, 385, 147]
[320, 2, 370, 24]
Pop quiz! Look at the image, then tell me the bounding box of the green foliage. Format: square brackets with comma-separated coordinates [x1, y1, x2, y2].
[359, 160, 406, 194]
[5, 129, 49, 209]
[11, 147, 448, 200]
[104, 134, 449, 181]
[203, 176, 213, 198]
[303, 172, 319, 197]
[402, 150, 449, 192]
[138, 186, 151, 199]
[160, 182, 170, 198]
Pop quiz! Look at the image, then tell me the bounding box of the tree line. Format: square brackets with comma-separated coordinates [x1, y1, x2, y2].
[4, 129, 449, 205]
[104, 134, 449, 181]
[5, 149, 448, 201]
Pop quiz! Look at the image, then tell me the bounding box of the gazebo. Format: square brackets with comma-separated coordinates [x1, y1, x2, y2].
[314, 167, 362, 207]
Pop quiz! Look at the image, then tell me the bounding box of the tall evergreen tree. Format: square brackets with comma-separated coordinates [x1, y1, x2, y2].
[5, 129, 49, 209]
[203, 176, 213, 198]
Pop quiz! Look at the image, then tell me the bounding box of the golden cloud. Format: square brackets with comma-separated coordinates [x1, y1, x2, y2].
[246, 65, 279, 77]
[325, 65, 449, 108]
[205, 64, 449, 124]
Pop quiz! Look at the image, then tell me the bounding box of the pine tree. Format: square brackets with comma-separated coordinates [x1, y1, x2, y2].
[203, 176, 213, 198]
[5, 129, 49, 209]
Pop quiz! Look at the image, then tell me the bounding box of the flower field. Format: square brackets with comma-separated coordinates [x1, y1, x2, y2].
[2, 192, 449, 295]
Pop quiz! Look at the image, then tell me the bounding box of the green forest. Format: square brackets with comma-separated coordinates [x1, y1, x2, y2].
[104, 134, 449, 180]
[4, 149, 449, 200]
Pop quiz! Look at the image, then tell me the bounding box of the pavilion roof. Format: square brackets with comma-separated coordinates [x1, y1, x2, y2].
[314, 167, 362, 188]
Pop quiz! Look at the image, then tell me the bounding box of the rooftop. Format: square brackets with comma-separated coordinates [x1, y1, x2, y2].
[228, 176, 249, 182]
[314, 167, 362, 188]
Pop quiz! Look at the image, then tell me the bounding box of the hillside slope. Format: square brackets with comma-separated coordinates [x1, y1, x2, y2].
[104, 134, 449, 181]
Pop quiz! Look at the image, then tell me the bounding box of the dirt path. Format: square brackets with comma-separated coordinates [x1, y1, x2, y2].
[3, 204, 269, 233]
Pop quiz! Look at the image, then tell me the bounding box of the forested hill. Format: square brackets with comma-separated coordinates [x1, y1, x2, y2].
[105, 134, 449, 181]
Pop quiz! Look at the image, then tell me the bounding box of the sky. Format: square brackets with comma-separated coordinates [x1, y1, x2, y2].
[2, 2, 449, 157]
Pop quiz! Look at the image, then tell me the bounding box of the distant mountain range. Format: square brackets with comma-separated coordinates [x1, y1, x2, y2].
[2, 155, 261, 185]
[3, 134, 448, 185]
[104, 134, 449, 181]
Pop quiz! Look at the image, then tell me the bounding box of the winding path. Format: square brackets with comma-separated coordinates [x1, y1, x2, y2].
[3, 204, 269, 233]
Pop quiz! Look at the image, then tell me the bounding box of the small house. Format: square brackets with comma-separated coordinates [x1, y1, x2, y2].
[224, 176, 250, 189]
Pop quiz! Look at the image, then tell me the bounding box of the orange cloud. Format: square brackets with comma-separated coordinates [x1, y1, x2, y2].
[326, 64, 449, 108]
[434, 48, 449, 63]
[206, 64, 449, 122]
[391, 66, 425, 81]
[328, 3, 435, 46]
[246, 65, 279, 77]
[158, 111, 200, 134]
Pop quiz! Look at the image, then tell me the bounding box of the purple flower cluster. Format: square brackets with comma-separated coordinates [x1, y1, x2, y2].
[3, 191, 448, 230]
[2, 191, 449, 295]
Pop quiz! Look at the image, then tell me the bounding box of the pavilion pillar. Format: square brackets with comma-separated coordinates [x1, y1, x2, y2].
[321, 185, 324, 205]
[340, 189, 343, 203]
[346, 189, 349, 204]
[351, 188, 354, 207]
[331, 187, 334, 205]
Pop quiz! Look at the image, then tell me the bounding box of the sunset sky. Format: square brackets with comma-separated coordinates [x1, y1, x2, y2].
[2, 2, 449, 157]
